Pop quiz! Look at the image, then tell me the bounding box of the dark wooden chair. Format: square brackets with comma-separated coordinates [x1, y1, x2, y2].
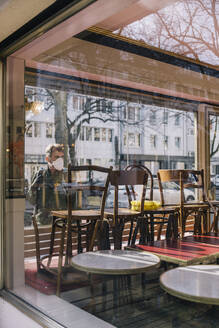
[104, 168, 148, 250]
[157, 169, 210, 238]
[39, 164, 112, 295]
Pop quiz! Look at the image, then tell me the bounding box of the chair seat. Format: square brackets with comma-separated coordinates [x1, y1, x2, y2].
[144, 205, 177, 214]
[104, 207, 141, 218]
[51, 209, 101, 220]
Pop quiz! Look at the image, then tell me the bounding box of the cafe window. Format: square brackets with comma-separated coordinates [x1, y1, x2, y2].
[5, 1, 208, 327]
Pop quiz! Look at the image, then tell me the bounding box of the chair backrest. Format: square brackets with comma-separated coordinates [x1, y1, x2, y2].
[109, 168, 148, 214]
[125, 164, 154, 201]
[67, 164, 112, 218]
[157, 169, 205, 206]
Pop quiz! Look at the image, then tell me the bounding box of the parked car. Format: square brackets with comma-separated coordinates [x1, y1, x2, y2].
[106, 179, 195, 208]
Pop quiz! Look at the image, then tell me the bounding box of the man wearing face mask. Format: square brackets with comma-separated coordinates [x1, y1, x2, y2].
[28, 144, 67, 225]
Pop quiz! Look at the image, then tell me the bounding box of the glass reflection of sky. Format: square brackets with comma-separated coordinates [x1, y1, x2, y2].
[113, 0, 219, 66]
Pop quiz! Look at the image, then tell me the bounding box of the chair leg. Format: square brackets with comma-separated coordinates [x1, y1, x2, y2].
[165, 215, 172, 240]
[47, 218, 57, 267]
[157, 222, 164, 240]
[32, 215, 41, 272]
[77, 221, 83, 254]
[131, 222, 139, 246]
[89, 220, 100, 251]
[128, 219, 134, 246]
[56, 223, 66, 297]
[194, 212, 201, 235]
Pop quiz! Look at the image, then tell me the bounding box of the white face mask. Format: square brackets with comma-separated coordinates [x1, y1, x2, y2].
[51, 157, 64, 171]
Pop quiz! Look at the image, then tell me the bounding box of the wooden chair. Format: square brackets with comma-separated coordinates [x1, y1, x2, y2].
[124, 165, 179, 244]
[104, 168, 148, 250]
[41, 164, 112, 295]
[157, 169, 210, 238]
[125, 164, 153, 245]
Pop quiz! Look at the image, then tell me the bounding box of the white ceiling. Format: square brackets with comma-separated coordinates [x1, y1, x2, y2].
[0, 0, 55, 43]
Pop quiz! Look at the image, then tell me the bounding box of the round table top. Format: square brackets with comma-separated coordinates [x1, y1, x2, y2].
[160, 265, 219, 305]
[71, 250, 160, 275]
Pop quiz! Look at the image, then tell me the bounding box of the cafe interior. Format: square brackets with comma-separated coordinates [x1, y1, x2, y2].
[4, 0, 219, 327]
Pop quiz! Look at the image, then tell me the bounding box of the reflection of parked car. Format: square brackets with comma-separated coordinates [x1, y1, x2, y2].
[151, 179, 195, 204]
[106, 179, 195, 208]
[211, 175, 219, 187]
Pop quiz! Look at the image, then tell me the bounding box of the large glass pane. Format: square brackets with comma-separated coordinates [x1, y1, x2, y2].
[7, 1, 219, 327]
[210, 113, 219, 200]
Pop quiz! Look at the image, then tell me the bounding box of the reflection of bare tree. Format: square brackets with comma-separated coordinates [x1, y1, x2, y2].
[116, 0, 219, 158]
[25, 87, 143, 164]
[118, 0, 219, 64]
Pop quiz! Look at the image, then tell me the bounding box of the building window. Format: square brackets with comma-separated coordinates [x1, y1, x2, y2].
[34, 122, 41, 137]
[149, 110, 156, 125]
[26, 122, 33, 137]
[175, 137, 181, 148]
[86, 127, 92, 141]
[108, 129, 113, 142]
[73, 95, 85, 111]
[175, 113, 181, 126]
[163, 135, 169, 147]
[46, 123, 53, 138]
[150, 135, 157, 148]
[93, 158, 101, 165]
[128, 106, 135, 121]
[188, 128, 194, 135]
[94, 128, 100, 141]
[128, 133, 135, 146]
[123, 134, 127, 146]
[79, 126, 85, 141]
[107, 101, 113, 113]
[163, 111, 168, 124]
[125, 105, 140, 121]
[102, 128, 106, 142]
[124, 133, 141, 147]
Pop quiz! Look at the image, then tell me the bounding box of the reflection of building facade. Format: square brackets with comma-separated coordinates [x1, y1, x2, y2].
[25, 86, 198, 182]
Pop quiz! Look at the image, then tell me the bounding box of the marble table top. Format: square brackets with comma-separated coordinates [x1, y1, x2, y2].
[160, 265, 219, 305]
[71, 250, 160, 275]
